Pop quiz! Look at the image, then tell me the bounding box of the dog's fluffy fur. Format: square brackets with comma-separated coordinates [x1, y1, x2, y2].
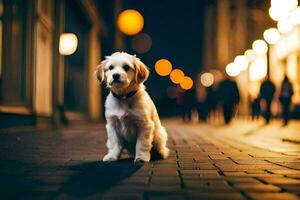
[96, 52, 169, 162]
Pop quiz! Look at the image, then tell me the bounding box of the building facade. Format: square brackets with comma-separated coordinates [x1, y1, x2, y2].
[0, 0, 112, 128]
[202, 0, 273, 115]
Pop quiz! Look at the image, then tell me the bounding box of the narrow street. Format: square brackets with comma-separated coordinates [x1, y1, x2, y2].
[1, 119, 300, 200]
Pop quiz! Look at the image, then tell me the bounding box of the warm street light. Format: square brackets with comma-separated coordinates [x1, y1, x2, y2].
[269, 0, 298, 21]
[263, 28, 280, 44]
[244, 49, 256, 62]
[290, 7, 300, 25]
[117, 9, 144, 35]
[249, 56, 268, 81]
[225, 63, 240, 77]
[180, 76, 193, 90]
[200, 72, 214, 87]
[59, 33, 78, 55]
[155, 59, 172, 76]
[268, 7, 289, 21]
[277, 19, 294, 34]
[234, 55, 248, 71]
[170, 69, 184, 84]
[252, 40, 268, 54]
[271, 0, 298, 11]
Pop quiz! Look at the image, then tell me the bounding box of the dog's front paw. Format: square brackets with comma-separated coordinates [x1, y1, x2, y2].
[102, 154, 118, 162]
[134, 157, 150, 163]
[134, 152, 150, 163]
[159, 147, 170, 159]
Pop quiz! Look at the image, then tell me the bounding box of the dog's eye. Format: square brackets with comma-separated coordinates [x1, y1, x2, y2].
[109, 65, 114, 70]
[123, 65, 130, 72]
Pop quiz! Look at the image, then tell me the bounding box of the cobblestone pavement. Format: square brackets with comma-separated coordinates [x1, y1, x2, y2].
[0, 119, 300, 200]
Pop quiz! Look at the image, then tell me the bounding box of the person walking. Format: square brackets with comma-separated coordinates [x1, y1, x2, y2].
[259, 77, 276, 124]
[181, 86, 196, 122]
[218, 77, 240, 124]
[251, 97, 261, 120]
[279, 76, 294, 126]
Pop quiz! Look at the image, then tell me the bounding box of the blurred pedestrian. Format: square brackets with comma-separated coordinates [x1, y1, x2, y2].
[279, 76, 294, 126]
[218, 77, 240, 124]
[182, 86, 196, 122]
[204, 86, 218, 120]
[251, 97, 260, 120]
[259, 77, 275, 124]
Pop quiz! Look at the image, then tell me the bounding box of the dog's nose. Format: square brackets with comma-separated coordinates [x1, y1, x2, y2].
[113, 73, 120, 80]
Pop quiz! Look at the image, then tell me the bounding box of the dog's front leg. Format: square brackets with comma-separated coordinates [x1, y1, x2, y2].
[103, 122, 122, 162]
[135, 121, 154, 163]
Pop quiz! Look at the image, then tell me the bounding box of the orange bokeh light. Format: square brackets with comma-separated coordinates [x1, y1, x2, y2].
[180, 76, 193, 90]
[117, 9, 144, 35]
[170, 69, 184, 84]
[155, 59, 172, 76]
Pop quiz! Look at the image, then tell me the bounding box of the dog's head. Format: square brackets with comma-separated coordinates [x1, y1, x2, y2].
[96, 52, 149, 93]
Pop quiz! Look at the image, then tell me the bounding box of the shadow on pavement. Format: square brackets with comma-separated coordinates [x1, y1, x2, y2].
[57, 158, 142, 198]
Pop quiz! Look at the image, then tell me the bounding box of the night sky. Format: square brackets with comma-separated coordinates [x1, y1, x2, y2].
[123, 0, 205, 100]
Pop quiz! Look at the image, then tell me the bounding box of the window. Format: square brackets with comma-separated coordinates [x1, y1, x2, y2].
[0, 0, 28, 106]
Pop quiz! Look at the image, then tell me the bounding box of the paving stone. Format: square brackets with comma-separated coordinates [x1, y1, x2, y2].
[275, 184, 300, 194]
[1, 121, 300, 199]
[246, 192, 299, 200]
[217, 164, 287, 171]
[268, 169, 300, 175]
[194, 163, 217, 170]
[102, 193, 144, 200]
[233, 183, 281, 192]
[286, 174, 300, 179]
[150, 177, 181, 185]
[188, 192, 245, 200]
[184, 180, 232, 191]
[145, 192, 185, 200]
[260, 177, 300, 184]
[232, 159, 270, 165]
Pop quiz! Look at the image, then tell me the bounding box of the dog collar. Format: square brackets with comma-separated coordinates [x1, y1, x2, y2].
[111, 90, 138, 100]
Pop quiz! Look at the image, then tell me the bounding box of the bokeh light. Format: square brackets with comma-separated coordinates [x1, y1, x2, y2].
[59, 33, 78, 55]
[132, 33, 152, 53]
[170, 69, 184, 84]
[180, 76, 193, 90]
[277, 18, 294, 34]
[252, 40, 268, 54]
[268, 7, 289, 21]
[269, 0, 298, 21]
[263, 28, 280, 44]
[249, 56, 268, 81]
[117, 9, 144, 35]
[244, 49, 256, 62]
[271, 0, 298, 12]
[155, 59, 172, 76]
[200, 72, 214, 87]
[290, 7, 300, 25]
[225, 62, 240, 77]
[234, 55, 248, 71]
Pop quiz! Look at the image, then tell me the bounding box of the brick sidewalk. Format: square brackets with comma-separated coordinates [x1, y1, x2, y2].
[0, 120, 300, 200]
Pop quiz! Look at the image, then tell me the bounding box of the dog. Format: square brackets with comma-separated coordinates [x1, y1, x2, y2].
[96, 52, 169, 163]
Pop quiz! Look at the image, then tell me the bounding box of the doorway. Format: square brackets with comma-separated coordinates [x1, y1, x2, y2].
[64, 1, 91, 120]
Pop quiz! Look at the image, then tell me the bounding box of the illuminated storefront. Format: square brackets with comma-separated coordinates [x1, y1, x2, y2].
[0, 0, 105, 128]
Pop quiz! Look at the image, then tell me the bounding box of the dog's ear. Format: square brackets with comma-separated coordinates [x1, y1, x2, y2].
[95, 60, 107, 84]
[134, 58, 149, 84]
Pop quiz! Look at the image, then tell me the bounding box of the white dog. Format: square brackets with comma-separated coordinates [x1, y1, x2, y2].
[96, 52, 169, 163]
